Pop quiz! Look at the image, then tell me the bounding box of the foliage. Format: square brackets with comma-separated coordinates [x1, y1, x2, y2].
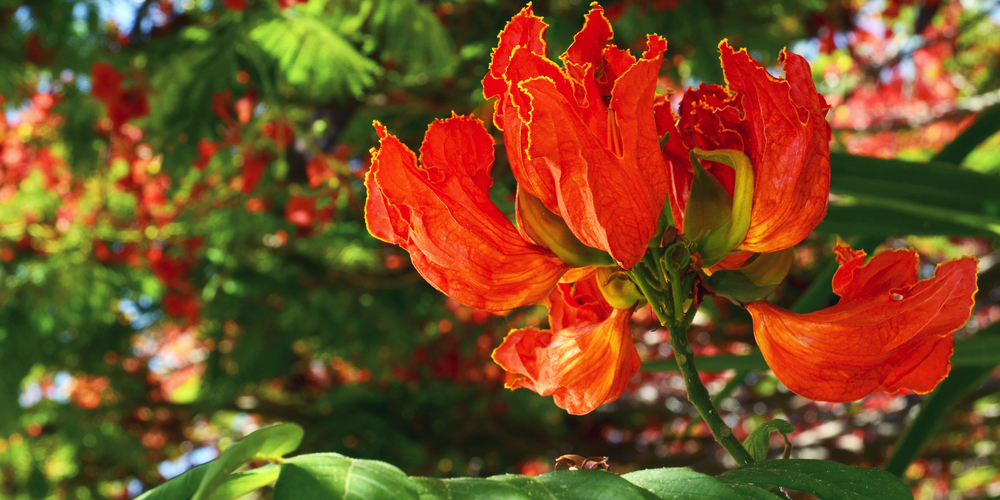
[0, 0, 998, 499]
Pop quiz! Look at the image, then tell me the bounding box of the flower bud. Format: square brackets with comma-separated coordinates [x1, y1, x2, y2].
[682, 149, 754, 268]
[595, 266, 647, 309]
[707, 248, 793, 304]
[517, 186, 614, 267]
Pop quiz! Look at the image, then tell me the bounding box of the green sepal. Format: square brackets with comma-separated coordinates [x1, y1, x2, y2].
[596, 266, 647, 309]
[683, 149, 755, 267]
[516, 186, 614, 267]
[707, 248, 793, 304]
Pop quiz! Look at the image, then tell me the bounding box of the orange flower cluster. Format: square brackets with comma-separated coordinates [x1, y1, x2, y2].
[364, 4, 979, 413]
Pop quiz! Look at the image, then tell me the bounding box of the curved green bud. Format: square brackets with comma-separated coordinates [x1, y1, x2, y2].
[516, 186, 614, 267]
[596, 266, 647, 309]
[684, 149, 755, 268]
[707, 248, 793, 304]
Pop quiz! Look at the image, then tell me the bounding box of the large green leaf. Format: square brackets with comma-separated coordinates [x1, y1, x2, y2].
[623, 468, 744, 499]
[191, 423, 304, 500]
[882, 323, 1000, 476]
[411, 477, 530, 500]
[135, 463, 209, 500]
[210, 465, 281, 500]
[825, 152, 1000, 236]
[493, 470, 660, 500]
[722, 483, 785, 500]
[718, 460, 911, 500]
[817, 205, 995, 237]
[136, 463, 279, 500]
[933, 105, 1000, 164]
[271, 453, 419, 500]
[249, 15, 381, 101]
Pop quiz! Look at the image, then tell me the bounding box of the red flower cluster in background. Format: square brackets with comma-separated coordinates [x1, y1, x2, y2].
[91, 63, 150, 129]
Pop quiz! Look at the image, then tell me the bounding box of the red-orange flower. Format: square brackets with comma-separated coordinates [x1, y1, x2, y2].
[484, 4, 668, 269]
[747, 243, 978, 402]
[658, 41, 831, 254]
[365, 114, 569, 311]
[492, 273, 640, 414]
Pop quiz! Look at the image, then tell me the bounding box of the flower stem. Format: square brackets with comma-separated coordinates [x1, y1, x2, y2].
[668, 324, 754, 466]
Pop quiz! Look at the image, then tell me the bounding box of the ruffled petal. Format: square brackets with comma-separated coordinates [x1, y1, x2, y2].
[483, 5, 548, 111]
[718, 41, 831, 252]
[560, 4, 613, 69]
[515, 36, 667, 269]
[364, 116, 569, 311]
[747, 246, 978, 402]
[493, 304, 639, 415]
[831, 243, 917, 302]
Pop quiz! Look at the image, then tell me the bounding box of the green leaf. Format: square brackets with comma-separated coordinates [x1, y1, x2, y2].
[271, 453, 419, 500]
[741, 420, 795, 462]
[827, 152, 1000, 236]
[933, 105, 1000, 164]
[191, 423, 304, 500]
[209, 465, 281, 500]
[718, 460, 911, 500]
[882, 323, 1000, 476]
[491, 470, 660, 500]
[135, 464, 209, 500]
[817, 205, 995, 237]
[411, 477, 530, 500]
[249, 15, 382, 101]
[623, 468, 744, 499]
[721, 483, 784, 500]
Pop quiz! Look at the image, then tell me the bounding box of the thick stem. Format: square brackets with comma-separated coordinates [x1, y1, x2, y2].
[668, 324, 754, 466]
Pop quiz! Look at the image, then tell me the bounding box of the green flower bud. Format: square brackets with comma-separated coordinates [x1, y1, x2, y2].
[596, 266, 647, 309]
[517, 186, 613, 267]
[683, 149, 755, 268]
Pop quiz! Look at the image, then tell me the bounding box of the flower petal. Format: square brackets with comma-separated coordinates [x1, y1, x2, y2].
[560, 3, 614, 69]
[493, 306, 639, 415]
[718, 41, 832, 252]
[831, 243, 917, 302]
[364, 116, 568, 311]
[483, 5, 548, 111]
[747, 248, 978, 402]
[516, 36, 667, 269]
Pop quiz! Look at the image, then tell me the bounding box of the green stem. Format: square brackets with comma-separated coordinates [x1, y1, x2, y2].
[668, 324, 754, 466]
[628, 266, 671, 325]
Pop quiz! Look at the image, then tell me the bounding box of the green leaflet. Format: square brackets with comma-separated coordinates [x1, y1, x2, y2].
[249, 15, 381, 101]
[741, 420, 795, 462]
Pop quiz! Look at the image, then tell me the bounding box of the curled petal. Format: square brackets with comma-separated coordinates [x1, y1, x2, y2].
[748, 246, 978, 402]
[718, 42, 831, 252]
[668, 43, 831, 252]
[493, 296, 639, 415]
[364, 116, 568, 311]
